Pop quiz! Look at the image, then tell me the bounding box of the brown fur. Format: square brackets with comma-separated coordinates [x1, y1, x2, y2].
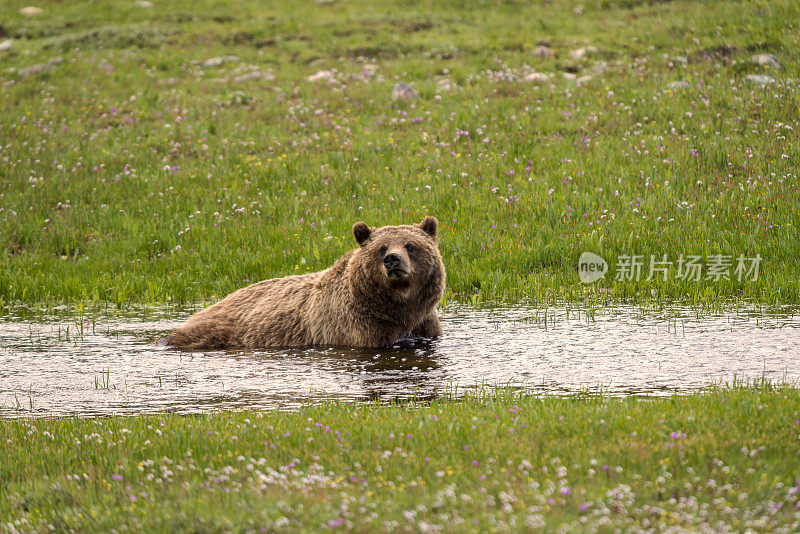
[165, 216, 445, 350]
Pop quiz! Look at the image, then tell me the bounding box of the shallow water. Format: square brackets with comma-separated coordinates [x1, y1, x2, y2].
[1, 305, 799, 417]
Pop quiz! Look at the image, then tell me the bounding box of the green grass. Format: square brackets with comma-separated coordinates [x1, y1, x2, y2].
[3, 4, 798, 531]
[0, 0, 798, 309]
[2, 385, 799, 531]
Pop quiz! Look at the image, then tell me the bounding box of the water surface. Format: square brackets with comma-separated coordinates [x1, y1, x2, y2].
[1, 305, 798, 417]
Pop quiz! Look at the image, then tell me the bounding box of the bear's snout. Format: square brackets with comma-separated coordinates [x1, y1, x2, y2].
[383, 253, 402, 269]
[383, 251, 410, 278]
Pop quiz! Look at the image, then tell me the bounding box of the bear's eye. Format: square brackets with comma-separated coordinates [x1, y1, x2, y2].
[404, 244, 414, 253]
[379, 245, 388, 255]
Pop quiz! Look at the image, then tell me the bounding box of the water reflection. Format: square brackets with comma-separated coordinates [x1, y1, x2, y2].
[1, 305, 799, 417]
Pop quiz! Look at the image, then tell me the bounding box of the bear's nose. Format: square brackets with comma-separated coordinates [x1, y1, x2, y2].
[383, 253, 402, 269]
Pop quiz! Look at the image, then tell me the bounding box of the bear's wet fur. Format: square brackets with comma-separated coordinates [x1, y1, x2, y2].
[165, 216, 445, 350]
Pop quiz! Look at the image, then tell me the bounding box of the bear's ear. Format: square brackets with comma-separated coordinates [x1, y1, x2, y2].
[418, 216, 438, 239]
[353, 221, 372, 246]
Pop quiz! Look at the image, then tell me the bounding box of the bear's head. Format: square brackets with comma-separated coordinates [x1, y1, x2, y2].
[351, 216, 445, 304]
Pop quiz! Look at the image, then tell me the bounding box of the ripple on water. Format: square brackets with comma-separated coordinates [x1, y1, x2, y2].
[1, 305, 799, 417]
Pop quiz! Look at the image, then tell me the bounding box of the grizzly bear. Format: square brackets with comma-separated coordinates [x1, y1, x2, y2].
[164, 216, 445, 350]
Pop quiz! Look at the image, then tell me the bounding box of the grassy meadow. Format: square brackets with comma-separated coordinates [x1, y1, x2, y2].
[2, 386, 800, 532]
[0, 0, 798, 309]
[3, 1, 800, 531]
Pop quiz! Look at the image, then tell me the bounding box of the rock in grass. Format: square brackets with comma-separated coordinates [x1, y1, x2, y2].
[569, 46, 597, 60]
[232, 70, 274, 83]
[752, 53, 781, 70]
[436, 77, 459, 92]
[0, 39, 13, 53]
[198, 55, 239, 68]
[19, 6, 43, 15]
[531, 45, 554, 59]
[135, 0, 154, 6]
[666, 80, 690, 90]
[523, 72, 549, 84]
[392, 82, 418, 101]
[18, 57, 63, 78]
[306, 69, 335, 83]
[745, 74, 774, 85]
[562, 73, 591, 86]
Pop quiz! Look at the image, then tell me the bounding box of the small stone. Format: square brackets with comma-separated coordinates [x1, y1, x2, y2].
[233, 70, 274, 83]
[576, 75, 592, 86]
[198, 55, 239, 68]
[306, 69, 335, 83]
[0, 40, 13, 53]
[569, 46, 597, 60]
[18, 57, 63, 78]
[562, 72, 576, 81]
[392, 82, 418, 101]
[752, 54, 781, 70]
[666, 80, 690, 90]
[99, 60, 114, 74]
[19, 6, 43, 15]
[134, 0, 153, 6]
[436, 77, 458, 92]
[745, 74, 774, 85]
[531, 46, 554, 59]
[523, 72, 549, 84]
